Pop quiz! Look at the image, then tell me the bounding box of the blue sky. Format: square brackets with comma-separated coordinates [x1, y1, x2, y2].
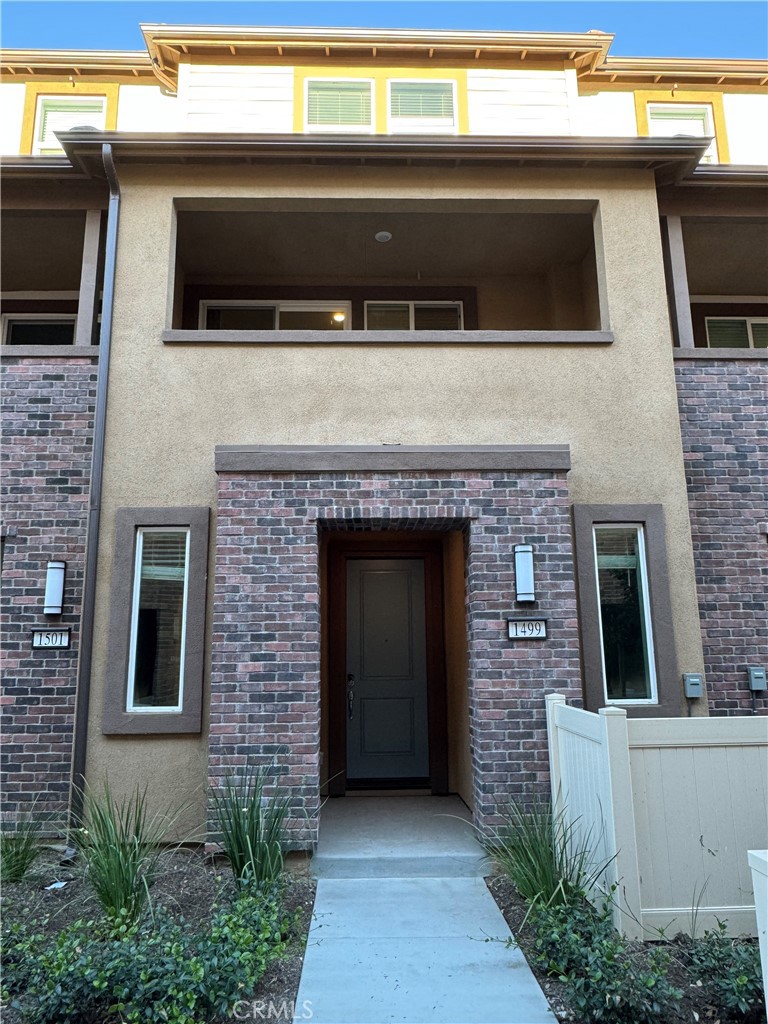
[2, 2, 767, 59]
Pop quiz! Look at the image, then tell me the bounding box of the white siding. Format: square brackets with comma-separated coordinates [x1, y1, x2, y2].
[467, 68, 573, 136]
[575, 91, 637, 137]
[0, 83, 26, 154]
[117, 84, 180, 132]
[178, 63, 294, 133]
[723, 93, 768, 165]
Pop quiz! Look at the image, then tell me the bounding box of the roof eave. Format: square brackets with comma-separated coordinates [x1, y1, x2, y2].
[54, 131, 707, 185]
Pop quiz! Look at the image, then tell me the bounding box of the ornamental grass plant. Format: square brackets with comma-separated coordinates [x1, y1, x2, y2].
[210, 762, 290, 887]
[73, 782, 182, 925]
[0, 802, 41, 883]
[480, 798, 613, 907]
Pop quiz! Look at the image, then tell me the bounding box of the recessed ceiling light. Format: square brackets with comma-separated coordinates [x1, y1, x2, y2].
[374, 231, 393, 243]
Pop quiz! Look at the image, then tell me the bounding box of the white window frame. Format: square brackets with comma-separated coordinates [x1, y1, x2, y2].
[363, 300, 464, 330]
[647, 102, 718, 163]
[592, 523, 659, 706]
[704, 316, 768, 349]
[386, 79, 458, 135]
[304, 78, 375, 134]
[198, 300, 352, 330]
[32, 94, 107, 155]
[126, 526, 190, 714]
[1, 312, 78, 345]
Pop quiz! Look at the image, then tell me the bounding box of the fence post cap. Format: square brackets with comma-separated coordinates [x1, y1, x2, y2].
[545, 692, 567, 705]
[599, 706, 627, 718]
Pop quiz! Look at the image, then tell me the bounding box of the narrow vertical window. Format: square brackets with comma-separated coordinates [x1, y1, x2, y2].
[593, 525, 657, 703]
[127, 528, 190, 712]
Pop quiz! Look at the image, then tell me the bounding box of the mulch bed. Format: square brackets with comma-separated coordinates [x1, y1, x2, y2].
[487, 874, 767, 1024]
[1, 845, 316, 1024]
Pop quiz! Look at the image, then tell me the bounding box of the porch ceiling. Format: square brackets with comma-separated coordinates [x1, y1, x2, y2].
[176, 210, 595, 280]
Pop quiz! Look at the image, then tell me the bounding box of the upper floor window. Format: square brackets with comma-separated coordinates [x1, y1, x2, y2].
[306, 80, 373, 132]
[705, 317, 768, 349]
[33, 95, 107, 155]
[364, 301, 463, 330]
[388, 81, 456, 134]
[200, 300, 350, 331]
[647, 103, 718, 163]
[2, 314, 77, 346]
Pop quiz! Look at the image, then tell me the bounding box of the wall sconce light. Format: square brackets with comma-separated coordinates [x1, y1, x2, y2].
[44, 561, 66, 615]
[514, 545, 535, 602]
[332, 312, 346, 323]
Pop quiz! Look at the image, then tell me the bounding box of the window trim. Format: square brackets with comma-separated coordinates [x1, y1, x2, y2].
[633, 89, 730, 165]
[592, 523, 659, 706]
[1, 313, 78, 346]
[198, 300, 352, 331]
[573, 504, 681, 716]
[103, 507, 209, 735]
[386, 78, 458, 135]
[646, 102, 717, 163]
[363, 300, 464, 331]
[304, 77, 375, 134]
[125, 526, 191, 714]
[20, 82, 119, 156]
[704, 316, 768, 349]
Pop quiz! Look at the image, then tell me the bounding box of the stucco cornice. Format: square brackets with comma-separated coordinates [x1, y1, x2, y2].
[214, 444, 572, 473]
[55, 131, 708, 184]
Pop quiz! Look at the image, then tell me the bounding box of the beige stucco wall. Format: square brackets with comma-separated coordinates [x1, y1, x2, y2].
[85, 163, 706, 828]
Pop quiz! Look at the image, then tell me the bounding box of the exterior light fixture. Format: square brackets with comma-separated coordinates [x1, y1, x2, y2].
[44, 561, 66, 615]
[514, 545, 535, 603]
[332, 312, 346, 322]
[374, 231, 392, 243]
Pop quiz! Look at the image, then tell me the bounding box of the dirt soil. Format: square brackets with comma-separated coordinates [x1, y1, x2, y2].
[1, 846, 316, 1024]
[487, 874, 767, 1024]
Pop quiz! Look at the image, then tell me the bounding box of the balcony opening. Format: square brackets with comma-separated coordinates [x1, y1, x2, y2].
[171, 202, 604, 335]
[1, 209, 105, 347]
[679, 217, 768, 349]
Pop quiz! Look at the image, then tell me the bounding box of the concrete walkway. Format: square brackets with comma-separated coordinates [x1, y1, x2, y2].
[294, 797, 555, 1024]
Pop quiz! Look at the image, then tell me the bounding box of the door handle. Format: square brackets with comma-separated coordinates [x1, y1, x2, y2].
[347, 673, 355, 720]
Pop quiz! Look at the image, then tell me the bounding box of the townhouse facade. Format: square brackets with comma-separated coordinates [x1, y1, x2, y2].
[1, 25, 766, 846]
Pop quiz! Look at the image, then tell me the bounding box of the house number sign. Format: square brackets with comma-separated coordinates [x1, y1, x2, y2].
[31, 628, 70, 650]
[508, 618, 548, 639]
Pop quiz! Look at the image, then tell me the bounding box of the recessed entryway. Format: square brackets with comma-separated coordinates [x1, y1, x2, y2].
[324, 531, 458, 797]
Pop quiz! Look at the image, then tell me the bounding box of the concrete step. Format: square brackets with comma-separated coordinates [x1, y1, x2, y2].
[310, 795, 491, 879]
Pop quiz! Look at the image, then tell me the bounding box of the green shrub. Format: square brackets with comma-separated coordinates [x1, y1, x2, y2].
[525, 897, 683, 1023]
[480, 799, 613, 906]
[2, 885, 292, 1024]
[0, 807, 40, 883]
[687, 920, 765, 1019]
[211, 762, 290, 886]
[73, 783, 181, 925]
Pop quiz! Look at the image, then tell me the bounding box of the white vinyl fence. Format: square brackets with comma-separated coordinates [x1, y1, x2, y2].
[545, 693, 768, 939]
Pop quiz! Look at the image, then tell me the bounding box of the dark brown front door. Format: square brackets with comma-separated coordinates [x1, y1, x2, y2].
[327, 534, 448, 795]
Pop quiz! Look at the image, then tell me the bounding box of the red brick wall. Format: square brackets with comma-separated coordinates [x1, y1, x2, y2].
[675, 359, 768, 715]
[1, 356, 97, 830]
[211, 470, 581, 847]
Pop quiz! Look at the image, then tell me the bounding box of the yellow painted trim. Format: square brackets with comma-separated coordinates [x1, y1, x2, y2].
[20, 81, 119, 155]
[293, 65, 469, 135]
[634, 89, 730, 164]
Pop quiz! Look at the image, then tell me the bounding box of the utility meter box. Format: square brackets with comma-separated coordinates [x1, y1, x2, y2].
[747, 667, 767, 691]
[683, 673, 704, 699]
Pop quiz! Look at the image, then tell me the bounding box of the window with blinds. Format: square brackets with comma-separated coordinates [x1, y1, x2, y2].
[647, 104, 717, 163]
[365, 301, 463, 331]
[33, 96, 107, 155]
[389, 81, 456, 133]
[705, 317, 768, 349]
[127, 528, 190, 712]
[306, 80, 373, 131]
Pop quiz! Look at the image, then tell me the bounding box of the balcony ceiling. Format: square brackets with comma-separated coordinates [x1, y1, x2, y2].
[176, 211, 594, 280]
